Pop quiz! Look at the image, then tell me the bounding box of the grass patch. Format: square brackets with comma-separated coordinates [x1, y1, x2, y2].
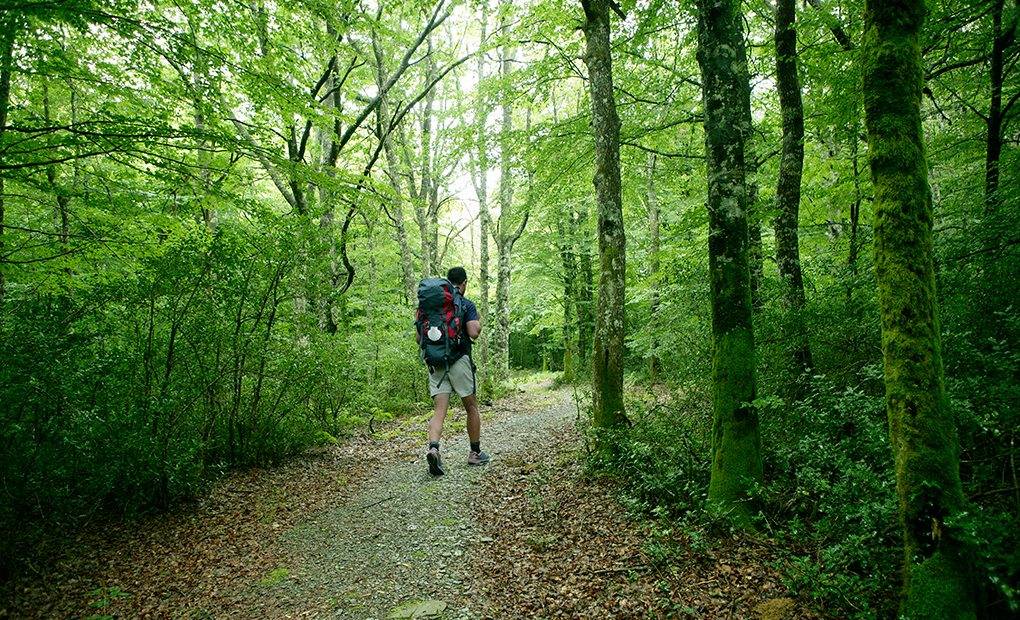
[258, 567, 290, 587]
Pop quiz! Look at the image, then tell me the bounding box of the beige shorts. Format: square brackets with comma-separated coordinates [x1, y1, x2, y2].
[428, 354, 476, 398]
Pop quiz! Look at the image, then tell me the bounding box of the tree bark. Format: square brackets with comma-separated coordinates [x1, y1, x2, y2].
[575, 205, 595, 369]
[475, 0, 492, 373]
[984, 0, 1016, 213]
[773, 0, 813, 387]
[0, 16, 15, 305]
[848, 128, 862, 279]
[743, 100, 763, 311]
[862, 0, 976, 615]
[646, 152, 661, 381]
[373, 32, 417, 303]
[42, 82, 70, 248]
[417, 38, 439, 277]
[581, 0, 627, 433]
[847, 126, 863, 309]
[491, 25, 515, 385]
[696, 0, 762, 525]
[557, 207, 578, 383]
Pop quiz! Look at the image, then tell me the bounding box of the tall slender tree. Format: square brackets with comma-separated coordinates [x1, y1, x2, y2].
[556, 206, 578, 383]
[773, 0, 813, 386]
[695, 0, 762, 524]
[373, 30, 418, 304]
[575, 204, 596, 369]
[0, 15, 16, 305]
[581, 0, 627, 433]
[985, 0, 1017, 212]
[862, 0, 976, 615]
[472, 0, 493, 373]
[646, 152, 661, 381]
[490, 6, 530, 384]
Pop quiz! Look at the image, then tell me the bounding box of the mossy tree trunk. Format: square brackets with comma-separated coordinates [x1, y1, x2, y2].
[773, 0, 814, 389]
[695, 0, 762, 525]
[862, 1, 976, 616]
[581, 0, 627, 432]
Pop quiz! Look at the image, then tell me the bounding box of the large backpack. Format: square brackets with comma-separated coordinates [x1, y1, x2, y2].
[415, 278, 467, 370]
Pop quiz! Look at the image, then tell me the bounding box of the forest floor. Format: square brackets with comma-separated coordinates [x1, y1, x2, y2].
[2, 380, 817, 619]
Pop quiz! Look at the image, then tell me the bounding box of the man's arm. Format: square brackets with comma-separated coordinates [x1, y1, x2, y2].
[465, 299, 481, 340]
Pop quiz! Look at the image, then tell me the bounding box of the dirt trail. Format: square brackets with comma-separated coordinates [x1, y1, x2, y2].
[242, 385, 574, 619]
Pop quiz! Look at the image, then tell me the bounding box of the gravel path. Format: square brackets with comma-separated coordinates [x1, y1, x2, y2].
[243, 385, 576, 619]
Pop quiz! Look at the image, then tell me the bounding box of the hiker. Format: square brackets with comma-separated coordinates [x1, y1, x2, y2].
[415, 267, 490, 476]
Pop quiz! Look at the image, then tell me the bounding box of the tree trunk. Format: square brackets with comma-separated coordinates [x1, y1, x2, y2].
[984, 0, 1014, 213]
[490, 28, 515, 385]
[411, 38, 440, 278]
[773, 0, 813, 387]
[373, 31, 418, 303]
[862, 0, 976, 615]
[848, 128, 862, 280]
[557, 207, 578, 382]
[493, 244, 511, 382]
[696, 0, 762, 525]
[742, 99, 764, 311]
[646, 152, 661, 381]
[184, 14, 215, 229]
[575, 205, 595, 369]
[581, 0, 627, 432]
[475, 0, 492, 373]
[42, 82, 70, 249]
[0, 16, 15, 305]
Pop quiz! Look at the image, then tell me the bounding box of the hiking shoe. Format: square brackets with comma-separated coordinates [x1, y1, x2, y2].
[467, 450, 491, 466]
[426, 447, 445, 476]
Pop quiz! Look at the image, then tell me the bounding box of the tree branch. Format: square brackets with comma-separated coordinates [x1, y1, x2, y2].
[334, 0, 453, 155]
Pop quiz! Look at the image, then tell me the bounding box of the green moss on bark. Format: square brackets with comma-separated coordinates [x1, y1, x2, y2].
[696, 0, 762, 526]
[582, 0, 627, 435]
[862, 0, 976, 616]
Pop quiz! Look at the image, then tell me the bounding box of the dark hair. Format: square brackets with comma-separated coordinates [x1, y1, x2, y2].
[447, 266, 467, 285]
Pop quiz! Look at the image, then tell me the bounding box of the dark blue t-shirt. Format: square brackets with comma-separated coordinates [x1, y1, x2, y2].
[462, 297, 479, 323]
[461, 297, 479, 354]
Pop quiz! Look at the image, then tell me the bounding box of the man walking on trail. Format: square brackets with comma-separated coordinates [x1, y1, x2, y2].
[417, 267, 490, 476]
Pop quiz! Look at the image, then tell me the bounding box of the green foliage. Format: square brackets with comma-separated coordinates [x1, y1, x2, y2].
[587, 386, 711, 518]
[756, 371, 899, 617]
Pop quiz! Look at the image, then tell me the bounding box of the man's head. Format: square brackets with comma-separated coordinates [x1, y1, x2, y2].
[447, 266, 468, 294]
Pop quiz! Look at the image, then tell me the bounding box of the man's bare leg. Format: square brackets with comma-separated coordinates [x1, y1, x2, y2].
[429, 393, 451, 442]
[462, 394, 480, 444]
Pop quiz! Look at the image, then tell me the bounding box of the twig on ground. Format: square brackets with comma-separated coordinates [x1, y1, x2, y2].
[592, 564, 650, 575]
[357, 495, 396, 511]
